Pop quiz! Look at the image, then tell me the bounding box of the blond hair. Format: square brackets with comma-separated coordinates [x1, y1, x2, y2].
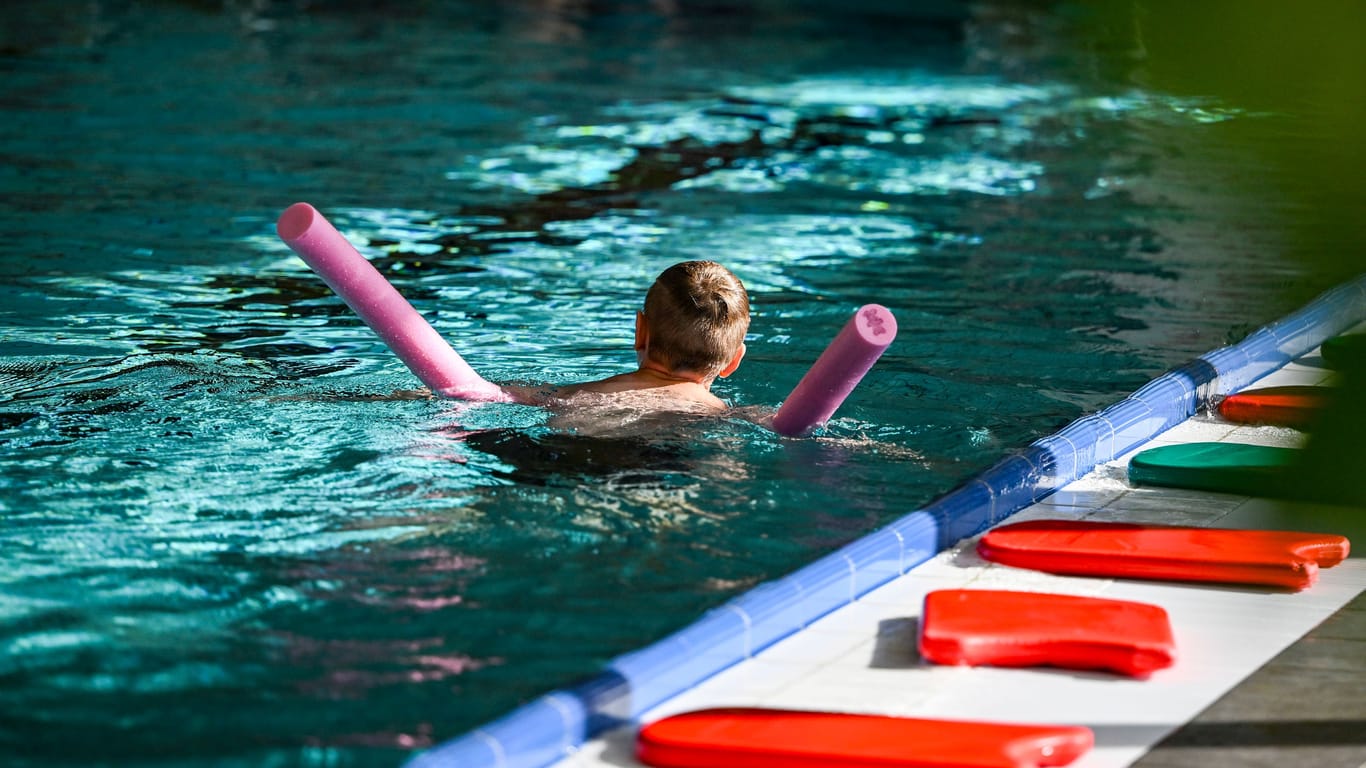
[643, 261, 750, 376]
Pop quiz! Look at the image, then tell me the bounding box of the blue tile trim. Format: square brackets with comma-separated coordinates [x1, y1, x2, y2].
[405, 273, 1365, 768]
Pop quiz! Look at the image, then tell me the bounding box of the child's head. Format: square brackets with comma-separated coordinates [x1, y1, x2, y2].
[638, 261, 750, 380]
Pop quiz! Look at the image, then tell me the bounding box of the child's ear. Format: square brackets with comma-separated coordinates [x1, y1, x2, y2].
[717, 343, 745, 378]
[634, 311, 648, 351]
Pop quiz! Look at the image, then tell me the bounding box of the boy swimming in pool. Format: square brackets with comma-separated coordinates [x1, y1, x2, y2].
[518, 260, 750, 413]
[281, 203, 889, 433]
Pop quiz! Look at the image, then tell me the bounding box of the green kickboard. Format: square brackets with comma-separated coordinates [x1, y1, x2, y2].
[1321, 333, 1366, 371]
[1129, 442, 1298, 497]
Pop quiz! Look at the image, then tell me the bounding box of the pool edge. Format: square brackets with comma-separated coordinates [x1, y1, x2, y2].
[404, 272, 1366, 768]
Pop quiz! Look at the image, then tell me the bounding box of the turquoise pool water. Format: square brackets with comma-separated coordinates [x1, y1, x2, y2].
[0, 2, 1355, 766]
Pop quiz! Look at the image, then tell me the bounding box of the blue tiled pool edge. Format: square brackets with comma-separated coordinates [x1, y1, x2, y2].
[406, 274, 1366, 768]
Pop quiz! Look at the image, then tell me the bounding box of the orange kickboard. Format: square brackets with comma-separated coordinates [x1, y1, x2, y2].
[978, 520, 1349, 591]
[637, 708, 1093, 768]
[1217, 385, 1331, 429]
[919, 589, 1175, 677]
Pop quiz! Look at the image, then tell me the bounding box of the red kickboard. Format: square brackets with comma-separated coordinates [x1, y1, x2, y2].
[637, 708, 1093, 768]
[978, 520, 1349, 591]
[1217, 385, 1331, 429]
[919, 589, 1175, 677]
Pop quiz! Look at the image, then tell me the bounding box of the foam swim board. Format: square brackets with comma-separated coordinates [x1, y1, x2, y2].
[1127, 441, 1297, 498]
[978, 519, 1349, 591]
[636, 708, 1093, 768]
[919, 589, 1175, 677]
[1217, 385, 1331, 429]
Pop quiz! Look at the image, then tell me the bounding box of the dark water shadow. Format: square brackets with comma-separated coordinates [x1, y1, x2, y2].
[455, 427, 697, 487]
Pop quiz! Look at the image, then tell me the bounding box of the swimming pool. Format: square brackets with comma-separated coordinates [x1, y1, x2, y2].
[0, 2, 1358, 766]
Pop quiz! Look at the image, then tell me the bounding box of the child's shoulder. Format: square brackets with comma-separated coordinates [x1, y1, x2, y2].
[553, 373, 727, 412]
[560, 384, 726, 414]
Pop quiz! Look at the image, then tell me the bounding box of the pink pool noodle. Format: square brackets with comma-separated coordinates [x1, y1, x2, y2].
[772, 305, 897, 437]
[276, 202, 512, 402]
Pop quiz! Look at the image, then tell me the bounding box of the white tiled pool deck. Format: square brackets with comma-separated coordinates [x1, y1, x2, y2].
[551, 336, 1363, 767]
